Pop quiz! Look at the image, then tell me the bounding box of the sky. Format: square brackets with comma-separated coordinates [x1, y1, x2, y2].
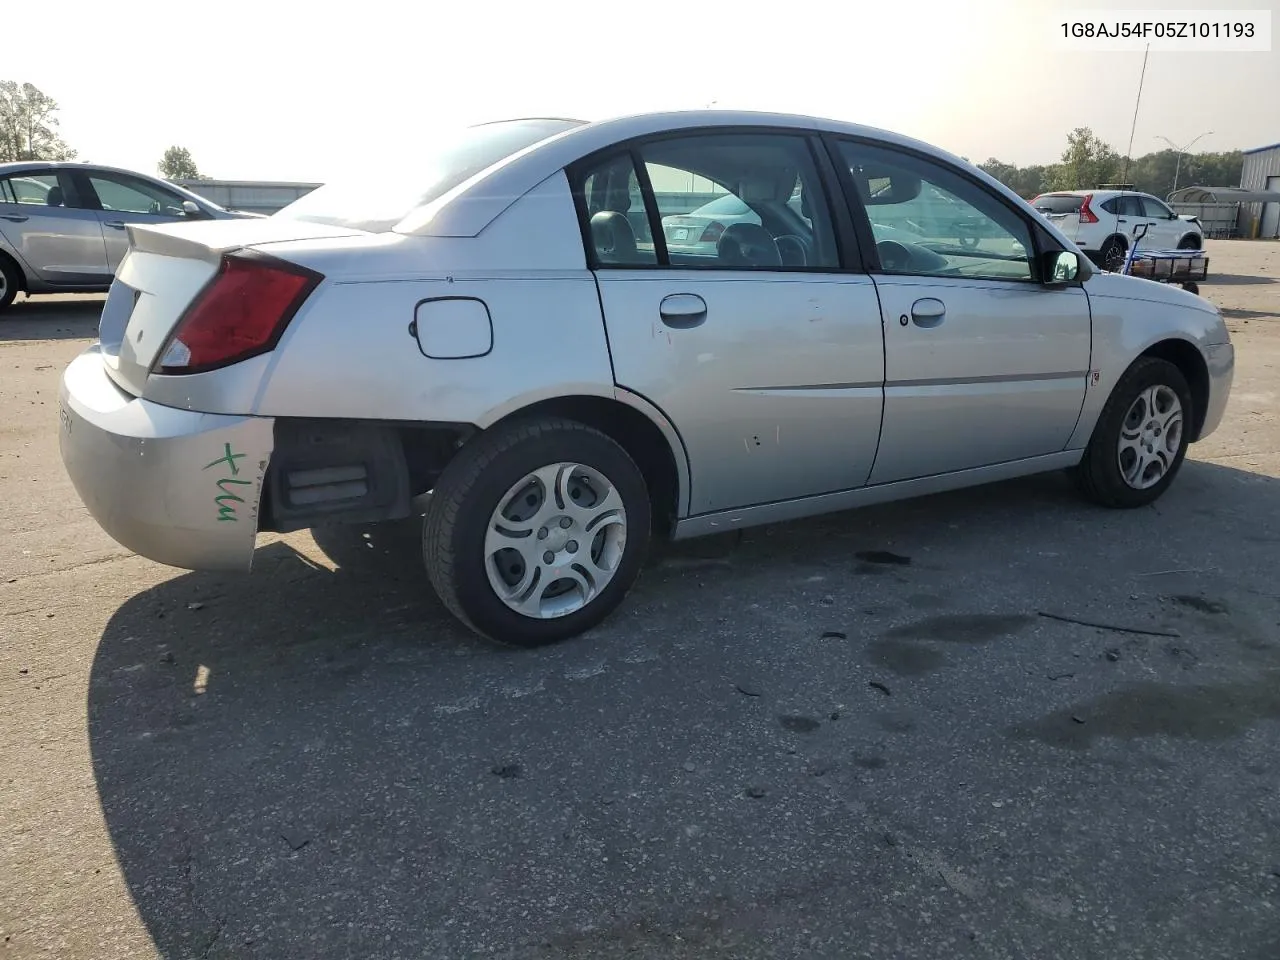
[6, 0, 1278, 184]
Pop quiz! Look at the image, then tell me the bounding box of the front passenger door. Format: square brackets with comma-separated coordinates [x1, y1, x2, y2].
[1140, 195, 1182, 248]
[834, 138, 1091, 485]
[0, 172, 110, 285]
[74, 171, 194, 272]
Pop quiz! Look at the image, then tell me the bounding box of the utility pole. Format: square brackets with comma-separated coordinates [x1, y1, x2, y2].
[1157, 131, 1213, 195]
[1121, 44, 1150, 185]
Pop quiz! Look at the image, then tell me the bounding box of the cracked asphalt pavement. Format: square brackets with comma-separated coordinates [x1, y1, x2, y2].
[3, 242, 1280, 959]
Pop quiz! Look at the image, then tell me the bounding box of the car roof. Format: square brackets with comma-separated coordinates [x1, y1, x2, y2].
[0, 159, 223, 208]
[400, 107, 1036, 238]
[0, 159, 173, 181]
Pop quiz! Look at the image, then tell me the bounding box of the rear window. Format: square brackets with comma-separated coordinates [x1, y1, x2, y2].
[1033, 194, 1085, 214]
[275, 118, 584, 232]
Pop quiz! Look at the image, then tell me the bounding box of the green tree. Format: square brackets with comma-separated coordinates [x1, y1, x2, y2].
[0, 80, 76, 162]
[967, 143, 1241, 203]
[159, 145, 205, 180]
[1048, 127, 1122, 191]
[978, 158, 1051, 199]
[1124, 148, 1244, 199]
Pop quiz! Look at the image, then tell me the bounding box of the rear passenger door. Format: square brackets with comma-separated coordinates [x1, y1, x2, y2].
[572, 129, 887, 516]
[1102, 193, 1141, 242]
[0, 171, 109, 285]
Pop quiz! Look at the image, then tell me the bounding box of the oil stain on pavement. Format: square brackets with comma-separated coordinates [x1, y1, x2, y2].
[1007, 670, 1280, 750]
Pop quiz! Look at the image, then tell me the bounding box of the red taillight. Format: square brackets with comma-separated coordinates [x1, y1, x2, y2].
[1078, 194, 1099, 224]
[699, 221, 726, 244]
[155, 253, 321, 375]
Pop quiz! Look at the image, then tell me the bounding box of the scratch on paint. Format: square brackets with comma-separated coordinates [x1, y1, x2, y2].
[203, 442, 251, 522]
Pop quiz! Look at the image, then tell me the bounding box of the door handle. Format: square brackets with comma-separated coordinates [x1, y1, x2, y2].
[659, 293, 707, 329]
[0, 214, 29, 223]
[104, 220, 127, 229]
[910, 297, 945, 328]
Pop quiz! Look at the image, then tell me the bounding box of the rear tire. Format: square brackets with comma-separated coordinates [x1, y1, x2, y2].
[1098, 236, 1127, 272]
[0, 256, 19, 312]
[1074, 356, 1193, 509]
[423, 416, 651, 647]
[1177, 234, 1201, 250]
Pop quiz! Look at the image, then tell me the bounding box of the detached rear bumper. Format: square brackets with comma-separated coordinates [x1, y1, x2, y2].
[57, 345, 274, 571]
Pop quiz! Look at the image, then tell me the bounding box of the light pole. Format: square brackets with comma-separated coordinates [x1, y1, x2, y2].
[1157, 131, 1213, 195]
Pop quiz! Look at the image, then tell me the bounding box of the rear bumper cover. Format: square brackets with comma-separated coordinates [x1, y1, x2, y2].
[58, 345, 275, 571]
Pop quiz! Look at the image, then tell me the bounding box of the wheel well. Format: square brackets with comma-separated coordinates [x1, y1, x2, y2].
[488, 396, 682, 539]
[1102, 234, 1128, 250]
[1140, 339, 1210, 441]
[0, 250, 26, 292]
[1178, 233, 1202, 249]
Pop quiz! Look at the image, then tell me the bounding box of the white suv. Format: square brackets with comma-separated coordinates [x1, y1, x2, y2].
[1031, 189, 1203, 271]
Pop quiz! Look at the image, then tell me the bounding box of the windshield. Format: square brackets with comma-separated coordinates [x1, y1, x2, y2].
[274, 118, 584, 232]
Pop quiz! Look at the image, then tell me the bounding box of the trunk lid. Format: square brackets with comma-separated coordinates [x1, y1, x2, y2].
[98, 218, 362, 397]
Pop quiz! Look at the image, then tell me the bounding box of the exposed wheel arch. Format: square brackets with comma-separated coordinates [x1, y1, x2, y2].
[1177, 233, 1202, 250]
[1137, 338, 1210, 441]
[483, 394, 686, 540]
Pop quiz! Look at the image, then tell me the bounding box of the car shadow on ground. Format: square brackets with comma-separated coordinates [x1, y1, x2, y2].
[0, 297, 103, 341]
[1204, 273, 1277, 286]
[87, 461, 1280, 959]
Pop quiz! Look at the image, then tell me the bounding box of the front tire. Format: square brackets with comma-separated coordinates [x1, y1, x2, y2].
[423, 417, 651, 647]
[1075, 356, 1193, 508]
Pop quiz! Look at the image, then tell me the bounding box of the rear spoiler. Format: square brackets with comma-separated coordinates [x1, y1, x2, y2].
[126, 223, 228, 263]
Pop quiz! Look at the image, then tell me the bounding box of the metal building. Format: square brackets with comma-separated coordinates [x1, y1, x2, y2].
[171, 179, 321, 215]
[1238, 142, 1280, 239]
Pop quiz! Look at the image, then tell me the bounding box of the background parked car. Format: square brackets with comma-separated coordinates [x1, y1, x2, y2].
[1031, 188, 1204, 271]
[0, 161, 259, 311]
[660, 188, 982, 264]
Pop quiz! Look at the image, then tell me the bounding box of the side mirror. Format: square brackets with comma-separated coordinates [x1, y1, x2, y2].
[182, 200, 205, 218]
[1041, 250, 1081, 285]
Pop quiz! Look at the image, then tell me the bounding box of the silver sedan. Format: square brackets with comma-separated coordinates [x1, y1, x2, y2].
[57, 110, 1235, 647]
[0, 161, 254, 311]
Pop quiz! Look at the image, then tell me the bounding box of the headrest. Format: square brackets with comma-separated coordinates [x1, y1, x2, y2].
[46, 186, 64, 206]
[738, 168, 797, 204]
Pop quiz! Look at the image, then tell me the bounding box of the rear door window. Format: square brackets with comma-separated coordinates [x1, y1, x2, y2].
[580, 155, 658, 266]
[0, 173, 62, 206]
